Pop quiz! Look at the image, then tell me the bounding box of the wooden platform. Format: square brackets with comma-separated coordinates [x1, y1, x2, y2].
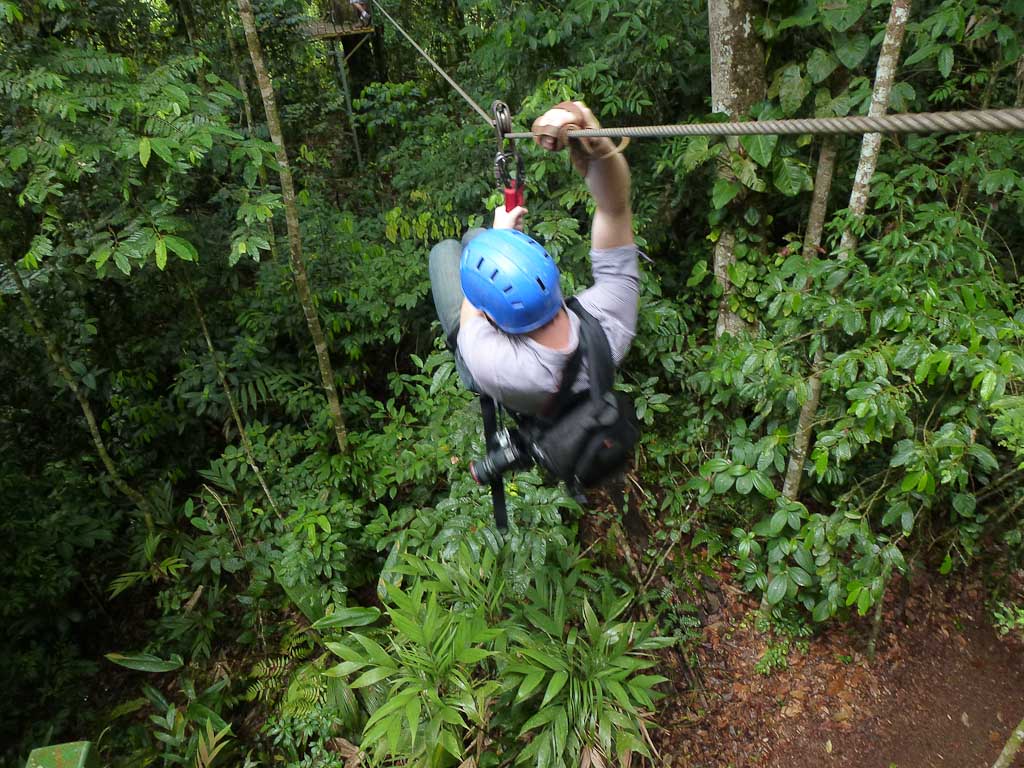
[299, 20, 374, 39]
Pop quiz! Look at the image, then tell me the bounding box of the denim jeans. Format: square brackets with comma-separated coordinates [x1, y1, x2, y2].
[428, 228, 485, 390]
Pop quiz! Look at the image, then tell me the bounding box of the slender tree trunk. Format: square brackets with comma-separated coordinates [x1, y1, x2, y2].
[236, 0, 349, 453]
[838, 0, 912, 260]
[1016, 53, 1024, 107]
[802, 138, 839, 264]
[708, 0, 766, 338]
[781, 0, 911, 500]
[186, 281, 280, 518]
[782, 138, 838, 500]
[330, 40, 363, 168]
[223, 1, 279, 261]
[992, 715, 1024, 768]
[8, 262, 154, 526]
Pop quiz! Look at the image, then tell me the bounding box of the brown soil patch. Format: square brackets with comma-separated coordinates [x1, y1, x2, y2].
[657, 575, 1024, 768]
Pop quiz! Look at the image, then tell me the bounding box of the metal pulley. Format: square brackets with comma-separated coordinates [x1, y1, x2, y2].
[492, 101, 524, 212]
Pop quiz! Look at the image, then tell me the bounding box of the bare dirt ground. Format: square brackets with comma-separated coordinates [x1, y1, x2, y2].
[657, 571, 1024, 768]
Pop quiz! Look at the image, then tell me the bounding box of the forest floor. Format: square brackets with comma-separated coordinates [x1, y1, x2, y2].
[657, 570, 1024, 768]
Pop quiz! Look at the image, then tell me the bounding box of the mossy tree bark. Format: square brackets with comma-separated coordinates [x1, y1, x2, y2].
[236, 0, 349, 453]
[708, 0, 766, 338]
[992, 715, 1024, 768]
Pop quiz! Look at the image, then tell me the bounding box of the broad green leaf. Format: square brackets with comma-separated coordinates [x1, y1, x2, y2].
[106, 652, 183, 672]
[324, 660, 365, 677]
[769, 508, 789, 536]
[139, 137, 151, 167]
[740, 134, 778, 167]
[155, 238, 167, 270]
[752, 471, 779, 499]
[807, 48, 838, 83]
[164, 235, 197, 262]
[541, 670, 568, 707]
[712, 179, 741, 210]
[8, 145, 28, 170]
[778, 65, 810, 114]
[812, 600, 832, 622]
[793, 546, 815, 574]
[834, 33, 870, 69]
[314, 606, 381, 630]
[773, 157, 811, 196]
[713, 472, 735, 494]
[350, 666, 393, 689]
[518, 704, 561, 735]
[952, 493, 976, 518]
[766, 574, 789, 605]
[516, 670, 546, 702]
[405, 696, 420, 747]
[700, 457, 732, 476]
[937, 46, 954, 78]
[150, 137, 175, 166]
[790, 567, 813, 587]
[856, 588, 872, 615]
[822, 0, 867, 32]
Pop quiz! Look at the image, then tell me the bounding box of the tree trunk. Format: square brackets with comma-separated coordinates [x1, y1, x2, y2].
[838, 0, 912, 260]
[331, 39, 363, 168]
[708, 0, 766, 337]
[223, 0, 278, 260]
[236, 0, 349, 454]
[781, 138, 838, 500]
[187, 281, 280, 517]
[781, 0, 911, 500]
[802, 138, 839, 264]
[8, 262, 154, 526]
[992, 715, 1024, 768]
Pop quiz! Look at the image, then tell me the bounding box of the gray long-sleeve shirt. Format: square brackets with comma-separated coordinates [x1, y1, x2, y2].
[457, 243, 640, 415]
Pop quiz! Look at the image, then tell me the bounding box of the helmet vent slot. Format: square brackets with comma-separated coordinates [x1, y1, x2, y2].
[490, 269, 499, 281]
[503, 285, 513, 293]
[536, 278, 546, 291]
[476, 257, 484, 270]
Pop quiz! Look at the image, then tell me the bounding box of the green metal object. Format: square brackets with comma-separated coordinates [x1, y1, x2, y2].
[24, 741, 99, 768]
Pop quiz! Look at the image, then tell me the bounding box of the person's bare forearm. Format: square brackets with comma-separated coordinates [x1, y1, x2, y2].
[586, 142, 633, 249]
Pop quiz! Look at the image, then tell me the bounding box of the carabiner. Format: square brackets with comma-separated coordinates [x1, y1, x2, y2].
[492, 101, 525, 213]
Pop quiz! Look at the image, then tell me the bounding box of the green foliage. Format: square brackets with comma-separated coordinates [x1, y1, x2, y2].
[5, 0, 1024, 764]
[323, 545, 670, 767]
[991, 599, 1024, 639]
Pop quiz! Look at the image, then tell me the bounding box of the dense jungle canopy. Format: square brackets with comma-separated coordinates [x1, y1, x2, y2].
[2, 0, 1024, 765]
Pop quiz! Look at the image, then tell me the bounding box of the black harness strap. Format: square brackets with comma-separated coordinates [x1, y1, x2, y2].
[479, 394, 507, 530]
[565, 297, 615, 403]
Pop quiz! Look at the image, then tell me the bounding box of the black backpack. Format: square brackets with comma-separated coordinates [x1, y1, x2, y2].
[471, 297, 640, 529]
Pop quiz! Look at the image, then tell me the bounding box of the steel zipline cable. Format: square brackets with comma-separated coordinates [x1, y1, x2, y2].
[369, 2, 1024, 138]
[505, 108, 1024, 139]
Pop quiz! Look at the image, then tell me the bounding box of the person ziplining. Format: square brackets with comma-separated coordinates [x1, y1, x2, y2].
[429, 100, 642, 526]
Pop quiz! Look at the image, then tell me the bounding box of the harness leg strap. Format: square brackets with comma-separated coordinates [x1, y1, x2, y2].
[480, 394, 508, 530]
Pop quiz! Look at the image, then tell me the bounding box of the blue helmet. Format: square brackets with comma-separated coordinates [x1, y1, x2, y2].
[460, 229, 562, 334]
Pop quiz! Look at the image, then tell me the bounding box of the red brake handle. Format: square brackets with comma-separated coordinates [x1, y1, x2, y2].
[504, 185, 525, 213]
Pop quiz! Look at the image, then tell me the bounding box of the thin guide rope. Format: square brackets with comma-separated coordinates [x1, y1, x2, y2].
[368, 0, 494, 126]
